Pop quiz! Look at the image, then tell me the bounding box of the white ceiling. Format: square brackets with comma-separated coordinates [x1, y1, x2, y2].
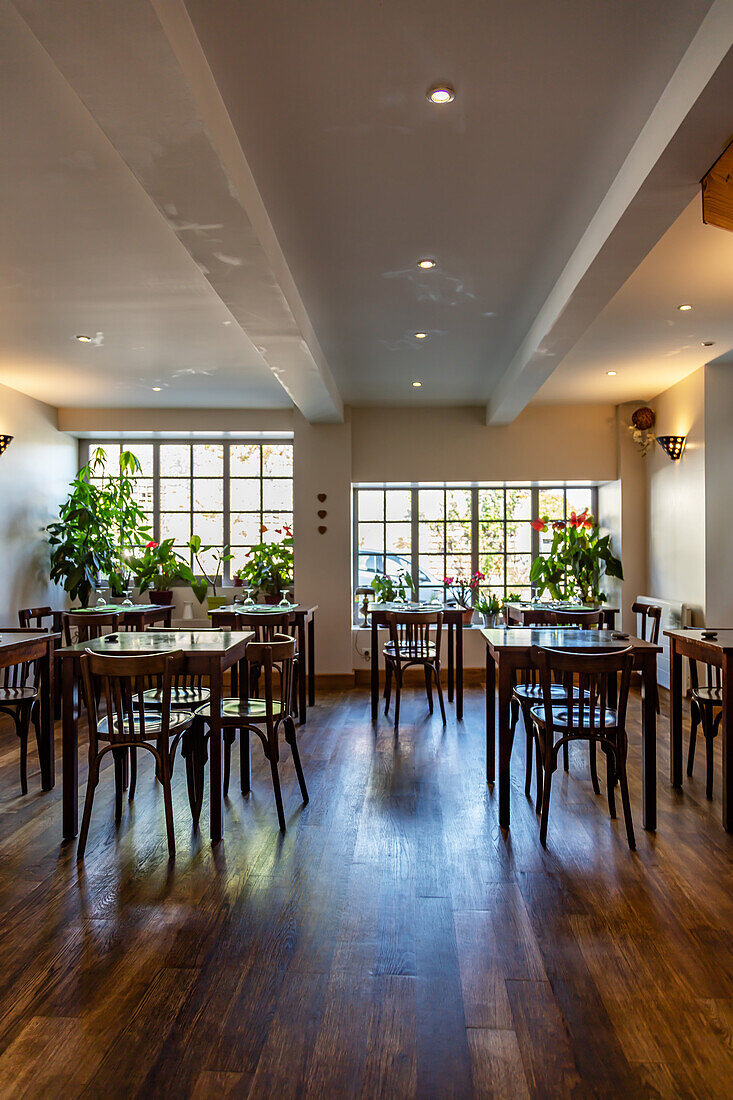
[2, 0, 733, 418]
[536, 196, 733, 403]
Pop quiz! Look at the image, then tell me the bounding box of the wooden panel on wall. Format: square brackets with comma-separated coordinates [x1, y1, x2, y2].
[701, 139, 733, 233]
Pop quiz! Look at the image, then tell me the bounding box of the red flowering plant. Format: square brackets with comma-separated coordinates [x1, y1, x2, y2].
[129, 537, 204, 600]
[529, 509, 622, 603]
[235, 523, 294, 602]
[444, 570, 485, 609]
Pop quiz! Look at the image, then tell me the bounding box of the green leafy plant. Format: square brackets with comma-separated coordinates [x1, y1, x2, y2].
[503, 592, 522, 605]
[529, 509, 623, 603]
[46, 447, 151, 607]
[474, 592, 501, 616]
[188, 534, 233, 598]
[370, 570, 414, 603]
[443, 571, 485, 609]
[129, 539, 206, 601]
[237, 524, 294, 600]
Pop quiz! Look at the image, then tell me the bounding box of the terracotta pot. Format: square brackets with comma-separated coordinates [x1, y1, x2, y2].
[460, 607, 474, 625]
[233, 577, 244, 587]
[151, 589, 173, 605]
[262, 590, 282, 605]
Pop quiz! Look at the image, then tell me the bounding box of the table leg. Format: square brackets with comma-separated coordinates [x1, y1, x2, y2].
[486, 648, 495, 783]
[308, 616, 315, 707]
[371, 616, 378, 721]
[62, 657, 78, 839]
[456, 622, 464, 721]
[38, 640, 54, 789]
[498, 661, 514, 829]
[722, 652, 732, 832]
[641, 652, 657, 831]
[209, 663, 224, 842]
[670, 637, 683, 788]
[447, 623, 454, 702]
[296, 617, 307, 725]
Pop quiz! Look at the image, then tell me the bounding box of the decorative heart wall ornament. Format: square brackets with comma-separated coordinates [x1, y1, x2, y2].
[318, 525, 327, 534]
[317, 509, 327, 518]
[317, 493, 327, 502]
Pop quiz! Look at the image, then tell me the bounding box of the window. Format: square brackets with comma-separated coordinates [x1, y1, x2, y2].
[353, 483, 596, 614]
[82, 439, 293, 581]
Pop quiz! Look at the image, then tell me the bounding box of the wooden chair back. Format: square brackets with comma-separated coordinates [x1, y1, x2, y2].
[386, 611, 443, 658]
[143, 626, 222, 693]
[531, 646, 633, 739]
[245, 634, 297, 720]
[631, 601, 662, 645]
[232, 611, 295, 643]
[80, 648, 184, 757]
[63, 611, 120, 645]
[519, 609, 557, 627]
[0, 626, 51, 690]
[551, 609, 602, 629]
[18, 606, 54, 630]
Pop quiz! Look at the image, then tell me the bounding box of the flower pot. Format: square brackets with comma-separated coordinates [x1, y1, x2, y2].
[482, 612, 498, 628]
[207, 595, 227, 612]
[151, 589, 173, 605]
[233, 577, 244, 587]
[460, 607, 474, 625]
[262, 589, 283, 605]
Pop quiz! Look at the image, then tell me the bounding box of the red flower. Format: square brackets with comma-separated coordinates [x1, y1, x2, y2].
[530, 517, 548, 532]
[443, 576, 454, 585]
[261, 524, 268, 534]
[552, 521, 565, 531]
[284, 524, 292, 537]
[146, 541, 158, 549]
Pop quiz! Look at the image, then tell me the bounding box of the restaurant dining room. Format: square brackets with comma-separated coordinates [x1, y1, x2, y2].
[2, 1, 733, 1097]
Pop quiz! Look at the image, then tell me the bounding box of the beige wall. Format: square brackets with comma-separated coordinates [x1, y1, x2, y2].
[703, 361, 733, 623]
[646, 368, 706, 623]
[0, 383, 77, 622]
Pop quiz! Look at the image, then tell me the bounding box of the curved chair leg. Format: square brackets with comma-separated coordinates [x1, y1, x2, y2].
[687, 706, 699, 777]
[128, 747, 137, 802]
[522, 701, 533, 797]
[704, 718, 715, 801]
[562, 740, 569, 772]
[16, 707, 30, 796]
[589, 740, 601, 795]
[160, 751, 176, 859]
[424, 665, 434, 714]
[240, 729, 251, 794]
[77, 753, 101, 860]
[223, 734, 232, 798]
[393, 669, 402, 731]
[534, 738, 543, 811]
[605, 743, 617, 819]
[539, 752, 553, 847]
[112, 749, 125, 823]
[285, 716, 309, 804]
[617, 738, 636, 850]
[384, 662, 392, 715]
[269, 755, 286, 831]
[434, 666, 446, 725]
[510, 697, 520, 735]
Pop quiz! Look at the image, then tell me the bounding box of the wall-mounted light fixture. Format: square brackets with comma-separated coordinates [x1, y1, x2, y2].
[0, 435, 13, 456]
[656, 434, 686, 461]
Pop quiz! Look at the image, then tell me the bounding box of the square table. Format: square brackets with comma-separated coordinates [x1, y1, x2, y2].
[503, 602, 619, 628]
[665, 627, 733, 831]
[55, 603, 173, 634]
[211, 604, 318, 723]
[57, 629, 253, 843]
[481, 626, 661, 831]
[0, 630, 59, 789]
[367, 603, 467, 720]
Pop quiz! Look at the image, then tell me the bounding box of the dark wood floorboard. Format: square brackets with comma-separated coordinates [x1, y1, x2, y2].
[0, 684, 730, 1098]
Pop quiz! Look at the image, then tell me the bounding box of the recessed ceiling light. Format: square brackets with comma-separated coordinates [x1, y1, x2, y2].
[606, 371, 617, 376]
[412, 380, 422, 388]
[414, 331, 428, 340]
[678, 303, 693, 311]
[702, 340, 715, 347]
[75, 334, 92, 342]
[152, 386, 162, 392]
[426, 83, 455, 105]
[418, 258, 436, 269]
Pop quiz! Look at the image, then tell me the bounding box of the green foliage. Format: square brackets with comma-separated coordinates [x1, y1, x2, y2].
[370, 570, 414, 603]
[237, 530, 294, 600]
[529, 511, 623, 604]
[46, 447, 151, 607]
[128, 538, 203, 600]
[474, 591, 501, 616]
[188, 534, 233, 599]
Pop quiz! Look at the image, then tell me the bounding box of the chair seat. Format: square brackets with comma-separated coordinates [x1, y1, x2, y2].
[142, 685, 210, 709]
[195, 697, 284, 723]
[691, 686, 722, 707]
[0, 686, 36, 705]
[384, 642, 437, 660]
[97, 710, 194, 739]
[530, 703, 618, 730]
[513, 683, 582, 702]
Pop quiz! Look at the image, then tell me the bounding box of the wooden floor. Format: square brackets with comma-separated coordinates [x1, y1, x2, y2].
[0, 685, 731, 1099]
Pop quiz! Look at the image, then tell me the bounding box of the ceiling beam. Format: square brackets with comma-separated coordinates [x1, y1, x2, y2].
[487, 0, 733, 424]
[13, 0, 343, 423]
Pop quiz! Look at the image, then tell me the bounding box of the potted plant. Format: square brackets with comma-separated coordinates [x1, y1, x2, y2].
[46, 447, 151, 607]
[237, 524, 294, 603]
[233, 567, 246, 588]
[444, 571, 485, 623]
[529, 510, 622, 603]
[370, 569, 414, 604]
[474, 591, 501, 627]
[129, 539, 206, 605]
[188, 534, 234, 611]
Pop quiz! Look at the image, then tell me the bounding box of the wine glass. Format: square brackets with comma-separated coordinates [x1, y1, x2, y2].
[243, 587, 255, 607]
[95, 594, 107, 608]
[278, 587, 291, 608]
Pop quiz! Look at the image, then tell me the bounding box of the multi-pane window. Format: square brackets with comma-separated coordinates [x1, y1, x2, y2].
[82, 439, 293, 581]
[354, 484, 595, 612]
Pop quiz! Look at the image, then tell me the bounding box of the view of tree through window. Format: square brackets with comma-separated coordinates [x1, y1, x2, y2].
[354, 484, 595, 611]
[84, 439, 293, 581]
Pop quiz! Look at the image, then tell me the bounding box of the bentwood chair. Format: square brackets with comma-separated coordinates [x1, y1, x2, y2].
[0, 627, 48, 794]
[18, 606, 56, 631]
[529, 646, 636, 849]
[632, 601, 662, 713]
[191, 635, 308, 832]
[78, 649, 196, 859]
[687, 659, 722, 800]
[62, 611, 121, 645]
[218, 611, 301, 716]
[383, 611, 445, 730]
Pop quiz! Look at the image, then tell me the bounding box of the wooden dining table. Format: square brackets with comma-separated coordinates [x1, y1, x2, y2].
[481, 626, 661, 831]
[211, 603, 317, 724]
[503, 602, 619, 628]
[55, 602, 173, 633]
[0, 629, 59, 790]
[367, 602, 467, 720]
[665, 627, 733, 832]
[57, 628, 253, 843]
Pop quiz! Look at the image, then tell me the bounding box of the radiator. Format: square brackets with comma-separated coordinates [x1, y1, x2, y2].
[634, 595, 691, 691]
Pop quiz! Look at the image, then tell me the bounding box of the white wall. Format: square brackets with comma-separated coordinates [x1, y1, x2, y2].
[0, 383, 77, 622]
[703, 360, 733, 624]
[646, 368, 706, 624]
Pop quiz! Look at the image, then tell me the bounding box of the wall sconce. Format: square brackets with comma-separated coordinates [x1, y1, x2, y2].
[0, 435, 13, 456]
[656, 434, 686, 461]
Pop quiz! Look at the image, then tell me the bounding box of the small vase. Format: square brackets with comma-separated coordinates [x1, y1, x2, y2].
[482, 612, 497, 628]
